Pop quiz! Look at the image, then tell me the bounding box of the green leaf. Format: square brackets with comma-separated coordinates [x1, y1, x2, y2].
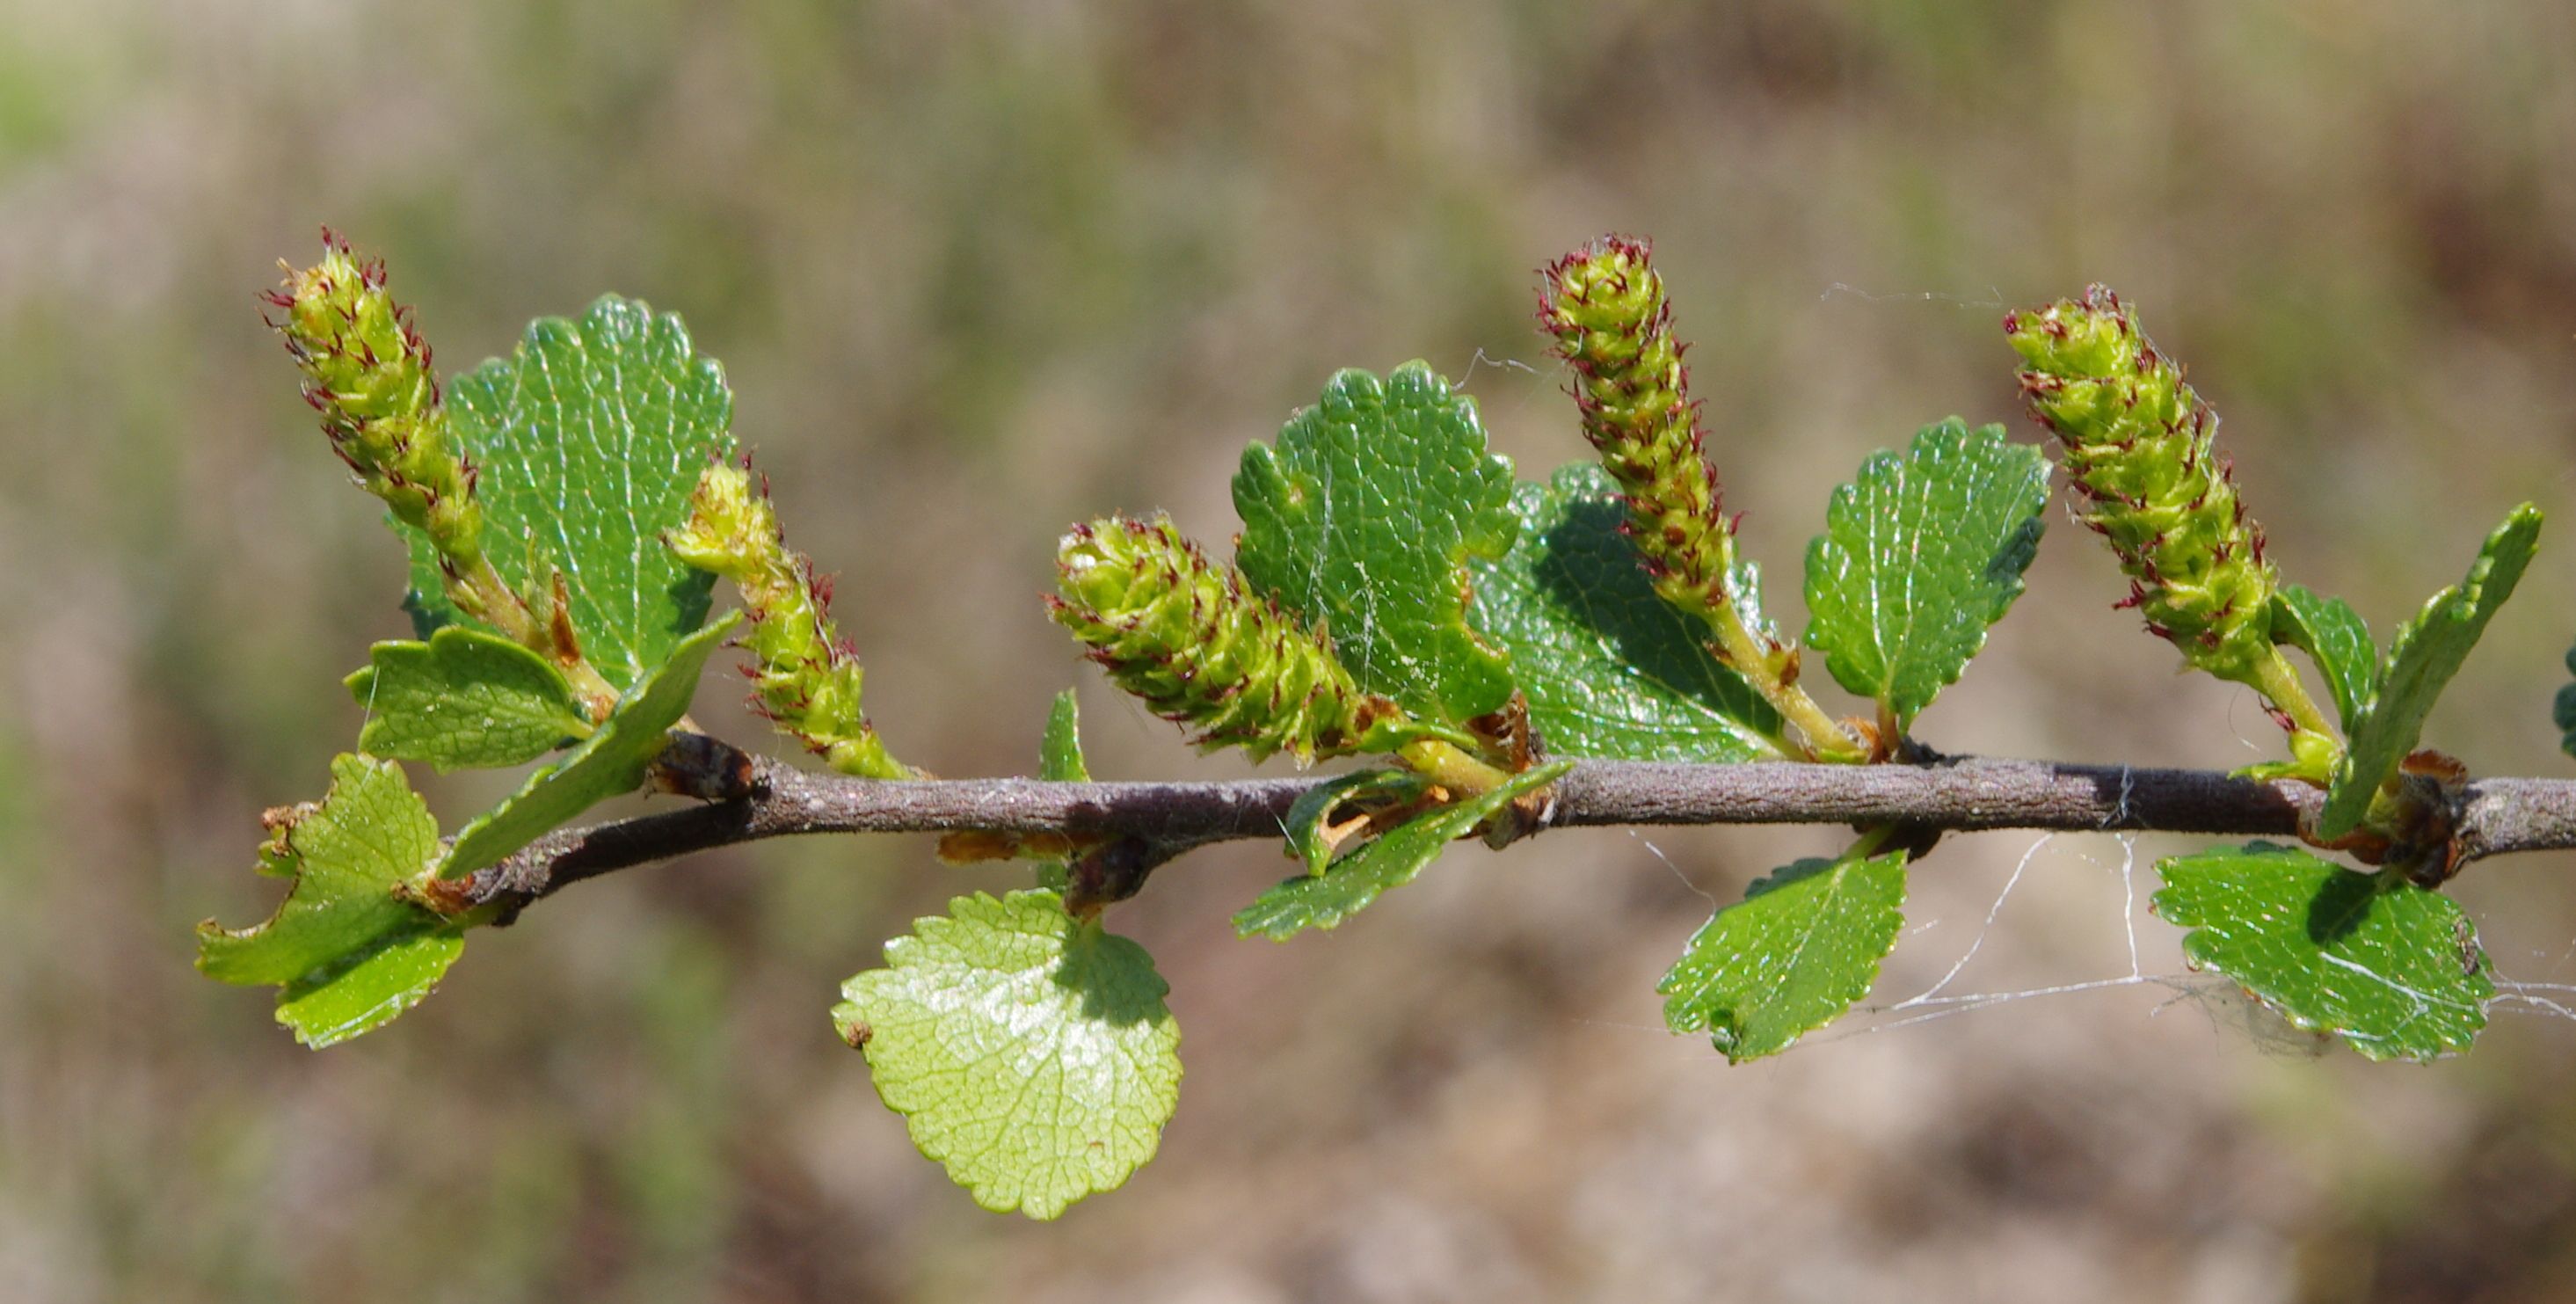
[2319, 504, 2542, 839]
[1040, 689, 1090, 784]
[275, 930, 468, 1050]
[1658, 843, 1910, 1063]
[440, 613, 739, 878]
[1282, 768, 1432, 878]
[832, 890, 1181, 1220]
[1802, 419, 2050, 729]
[403, 295, 737, 688]
[1470, 464, 1783, 761]
[1034, 690, 1089, 892]
[1233, 760, 1573, 941]
[2272, 585, 2380, 737]
[2153, 841, 2492, 1061]
[1233, 362, 1519, 725]
[197, 754, 467, 1047]
[345, 626, 594, 772]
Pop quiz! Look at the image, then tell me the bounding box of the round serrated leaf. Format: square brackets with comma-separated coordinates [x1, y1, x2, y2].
[1658, 844, 1910, 1062]
[2153, 841, 2491, 1061]
[1472, 464, 1783, 761]
[401, 295, 736, 685]
[833, 890, 1181, 1220]
[1233, 361, 1519, 725]
[1802, 419, 2049, 729]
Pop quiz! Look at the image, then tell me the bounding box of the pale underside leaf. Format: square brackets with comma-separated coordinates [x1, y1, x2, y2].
[833, 890, 1181, 1220]
[195, 754, 468, 1047]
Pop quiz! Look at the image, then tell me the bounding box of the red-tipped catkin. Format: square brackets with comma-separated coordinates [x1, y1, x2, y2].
[1537, 237, 1744, 637]
[1051, 514, 1406, 766]
[268, 230, 484, 568]
[2006, 287, 2277, 686]
[667, 460, 914, 779]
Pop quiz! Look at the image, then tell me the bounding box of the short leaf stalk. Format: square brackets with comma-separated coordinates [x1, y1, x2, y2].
[667, 460, 919, 780]
[266, 231, 624, 718]
[2007, 286, 2340, 782]
[1539, 237, 1864, 762]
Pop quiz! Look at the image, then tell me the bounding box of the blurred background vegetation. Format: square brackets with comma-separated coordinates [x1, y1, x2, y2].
[4, 0, 2575, 1299]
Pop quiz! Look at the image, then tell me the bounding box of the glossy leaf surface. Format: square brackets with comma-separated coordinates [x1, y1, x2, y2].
[403, 295, 736, 686]
[2154, 841, 2490, 1061]
[1803, 419, 2048, 728]
[1233, 761, 1572, 940]
[1472, 464, 1781, 761]
[1658, 844, 1909, 1062]
[346, 626, 593, 771]
[1233, 362, 1519, 725]
[2272, 584, 2379, 737]
[2320, 504, 2541, 839]
[440, 614, 738, 878]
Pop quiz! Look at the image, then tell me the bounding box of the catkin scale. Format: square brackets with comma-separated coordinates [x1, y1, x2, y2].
[1051, 515, 1401, 766]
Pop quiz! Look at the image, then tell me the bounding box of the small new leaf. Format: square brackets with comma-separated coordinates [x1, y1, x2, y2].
[403, 295, 737, 685]
[832, 890, 1181, 1220]
[1658, 843, 1909, 1063]
[2154, 842, 2492, 1061]
[1040, 689, 1090, 785]
[1234, 362, 1520, 725]
[1034, 690, 1089, 891]
[1470, 464, 1784, 761]
[197, 754, 467, 1047]
[2319, 504, 2542, 840]
[441, 614, 739, 878]
[1282, 768, 1433, 878]
[346, 626, 594, 771]
[2272, 585, 2380, 737]
[1804, 419, 2049, 730]
[1233, 761, 1572, 941]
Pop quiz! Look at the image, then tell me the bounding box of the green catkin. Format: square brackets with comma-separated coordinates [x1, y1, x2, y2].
[666, 461, 915, 780]
[268, 231, 542, 648]
[1539, 237, 1861, 761]
[1050, 514, 1407, 767]
[2008, 286, 2335, 763]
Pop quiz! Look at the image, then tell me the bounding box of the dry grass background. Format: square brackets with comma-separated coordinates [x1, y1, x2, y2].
[4, 0, 2576, 1299]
